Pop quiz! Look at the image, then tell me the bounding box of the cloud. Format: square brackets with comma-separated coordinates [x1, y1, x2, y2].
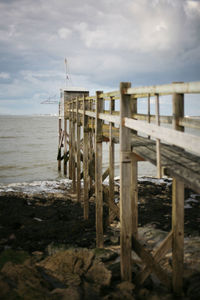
[57, 27, 72, 40]
[0, 72, 10, 79]
[0, 0, 200, 114]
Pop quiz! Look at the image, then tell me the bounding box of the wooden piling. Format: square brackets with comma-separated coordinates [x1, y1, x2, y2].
[72, 100, 76, 192]
[76, 97, 81, 202]
[95, 91, 104, 248]
[83, 95, 89, 219]
[120, 82, 132, 281]
[109, 96, 115, 224]
[58, 116, 62, 172]
[172, 178, 184, 295]
[68, 101, 72, 179]
[63, 118, 67, 175]
[155, 94, 161, 178]
[172, 91, 185, 295]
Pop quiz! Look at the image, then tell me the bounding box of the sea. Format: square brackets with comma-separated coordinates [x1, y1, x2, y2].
[0, 115, 157, 194]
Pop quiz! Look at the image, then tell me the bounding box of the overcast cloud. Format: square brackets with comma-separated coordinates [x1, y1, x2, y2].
[0, 0, 200, 114]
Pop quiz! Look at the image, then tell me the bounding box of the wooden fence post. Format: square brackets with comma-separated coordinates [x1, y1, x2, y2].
[109, 96, 115, 224]
[76, 97, 81, 202]
[172, 91, 184, 295]
[155, 94, 161, 178]
[131, 95, 138, 239]
[69, 101, 72, 179]
[63, 117, 67, 175]
[58, 114, 62, 172]
[83, 95, 89, 219]
[95, 91, 104, 248]
[72, 100, 76, 192]
[120, 82, 132, 281]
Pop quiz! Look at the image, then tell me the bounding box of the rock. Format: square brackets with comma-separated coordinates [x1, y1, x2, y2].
[93, 248, 118, 262]
[86, 261, 112, 286]
[116, 281, 135, 292]
[1, 261, 52, 299]
[51, 287, 81, 300]
[108, 262, 121, 281]
[137, 288, 150, 299]
[104, 281, 136, 300]
[83, 281, 101, 300]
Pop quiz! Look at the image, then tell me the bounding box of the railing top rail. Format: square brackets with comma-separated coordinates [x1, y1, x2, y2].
[126, 81, 200, 98]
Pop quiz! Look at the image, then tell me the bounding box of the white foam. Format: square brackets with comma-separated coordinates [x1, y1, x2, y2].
[0, 179, 72, 195]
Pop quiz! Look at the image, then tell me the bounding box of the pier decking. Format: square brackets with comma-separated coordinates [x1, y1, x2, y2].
[58, 81, 200, 295]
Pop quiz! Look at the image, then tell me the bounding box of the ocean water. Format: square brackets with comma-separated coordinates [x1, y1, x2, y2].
[0, 115, 157, 188]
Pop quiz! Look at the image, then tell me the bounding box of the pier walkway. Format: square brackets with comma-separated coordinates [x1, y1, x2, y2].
[57, 81, 200, 295]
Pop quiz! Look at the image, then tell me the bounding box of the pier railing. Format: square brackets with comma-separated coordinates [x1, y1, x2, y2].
[58, 80, 200, 295]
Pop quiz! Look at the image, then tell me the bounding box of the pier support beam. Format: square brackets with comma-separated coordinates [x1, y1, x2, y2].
[109, 96, 115, 224]
[69, 102, 72, 179]
[83, 96, 89, 219]
[95, 91, 104, 248]
[172, 178, 184, 295]
[58, 115, 62, 172]
[72, 100, 76, 192]
[76, 97, 81, 202]
[172, 90, 185, 295]
[63, 118, 67, 175]
[120, 82, 132, 281]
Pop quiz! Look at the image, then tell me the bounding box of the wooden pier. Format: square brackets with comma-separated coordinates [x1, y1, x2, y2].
[57, 81, 200, 295]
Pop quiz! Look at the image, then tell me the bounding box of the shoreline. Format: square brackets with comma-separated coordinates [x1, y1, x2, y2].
[0, 179, 200, 299]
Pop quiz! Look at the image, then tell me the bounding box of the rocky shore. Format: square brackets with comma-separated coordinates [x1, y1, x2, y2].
[0, 178, 200, 299]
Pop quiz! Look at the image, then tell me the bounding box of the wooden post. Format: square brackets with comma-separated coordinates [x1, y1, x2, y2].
[83, 95, 89, 219]
[63, 118, 67, 175]
[155, 94, 161, 178]
[131, 153, 138, 239]
[72, 100, 76, 192]
[147, 94, 151, 139]
[76, 97, 81, 202]
[172, 178, 184, 295]
[172, 92, 184, 132]
[172, 91, 184, 295]
[58, 115, 62, 172]
[69, 101, 72, 179]
[95, 91, 104, 248]
[109, 96, 115, 224]
[131, 95, 138, 239]
[120, 82, 132, 281]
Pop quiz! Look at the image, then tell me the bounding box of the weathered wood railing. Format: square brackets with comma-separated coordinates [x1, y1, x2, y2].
[58, 80, 200, 296]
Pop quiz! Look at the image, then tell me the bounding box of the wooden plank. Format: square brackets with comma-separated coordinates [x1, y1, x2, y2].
[120, 82, 132, 281]
[134, 231, 172, 286]
[76, 97, 81, 202]
[83, 96, 89, 220]
[102, 167, 109, 181]
[172, 178, 184, 295]
[109, 96, 115, 225]
[95, 91, 104, 248]
[132, 236, 171, 288]
[179, 117, 200, 130]
[126, 81, 200, 97]
[99, 113, 120, 124]
[124, 118, 200, 154]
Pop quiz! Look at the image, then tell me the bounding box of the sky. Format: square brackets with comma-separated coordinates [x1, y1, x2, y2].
[0, 0, 200, 115]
